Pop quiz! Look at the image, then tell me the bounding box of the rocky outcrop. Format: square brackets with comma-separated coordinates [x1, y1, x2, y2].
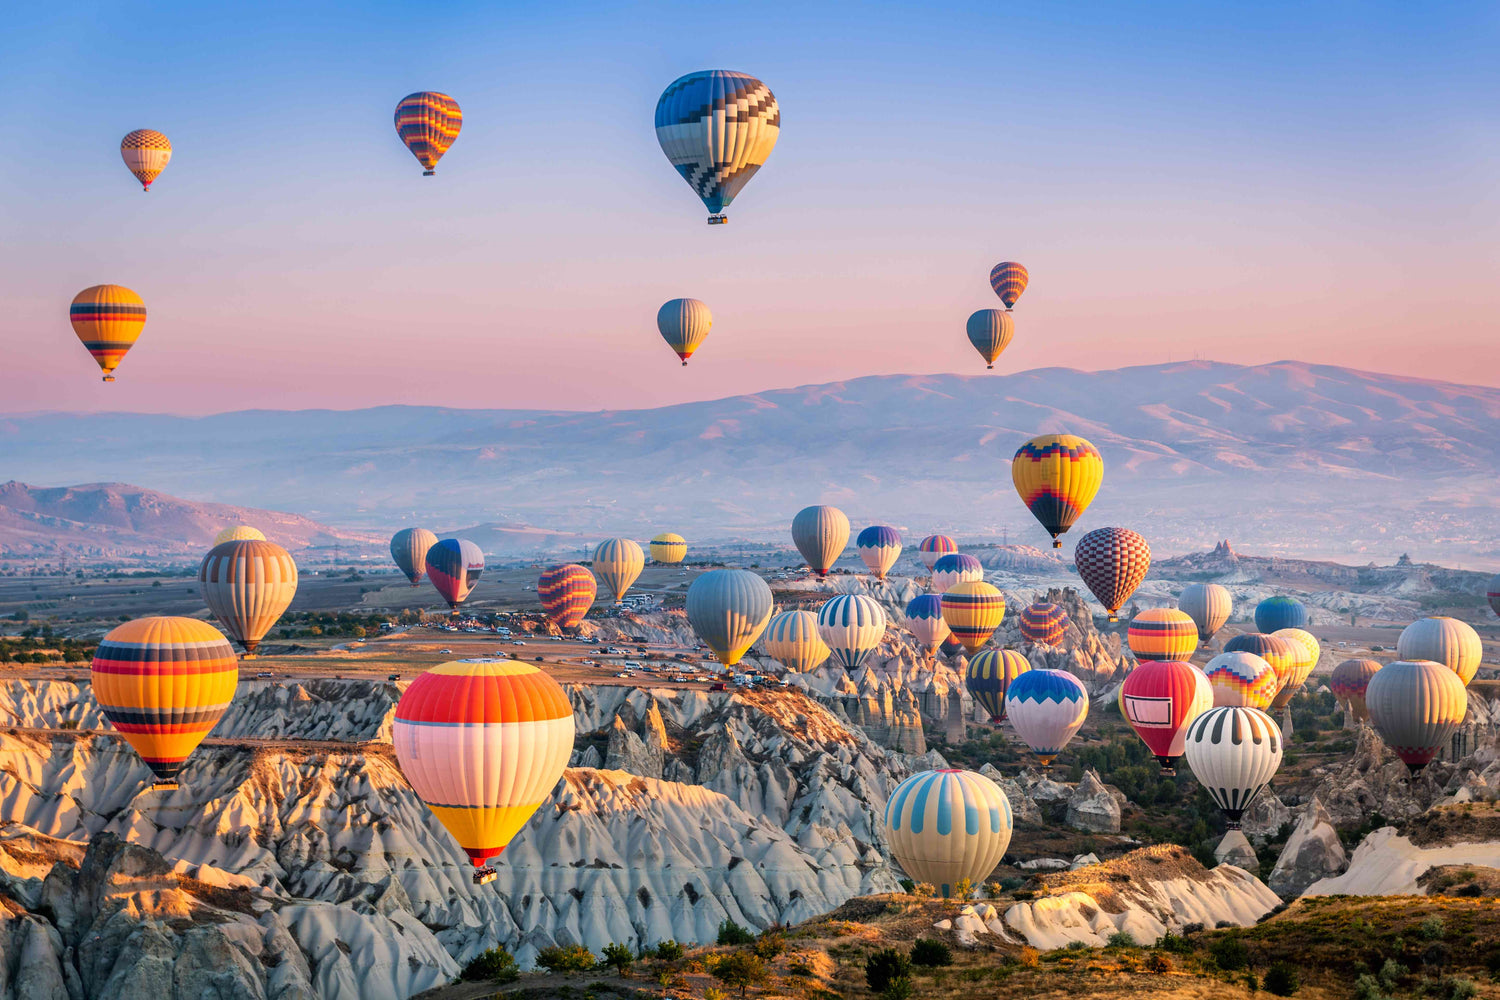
[1305, 826, 1500, 897]
[1268, 798, 1347, 897]
[1065, 770, 1122, 834]
[1214, 830, 1258, 869]
[1241, 789, 1293, 844]
[978, 764, 1043, 826]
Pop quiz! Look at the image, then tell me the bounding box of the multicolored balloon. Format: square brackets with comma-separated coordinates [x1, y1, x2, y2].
[930, 553, 983, 595]
[883, 769, 1013, 898]
[1179, 583, 1231, 646]
[1127, 608, 1198, 662]
[1270, 628, 1321, 710]
[1204, 651, 1278, 709]
[941, 581, 1006, 654]
[857, 525, 903, 580]
[965, 649, 1030, 723]
[1075, 527, 1151, 621]
[120, 129, 172, 191]
[538, 564, 597, 629]
[91, 617, 238, 788]
[762, 609, 830, 673]
[989, 261, 1029, 309]
[199, 540, 298, 657]
[650, 532, 688, 564]
[655, 70, 779, 222]
[1254, 597, 1307, 634]
[1330, 658, 1381, 722]
[70, 284, 145, 382]
[902, 595, 951, 652]
[1118, 660, 1213, 772]
[1397, 617, 1482, 686]
[593, 538, 645, 604]
[428, 538, 484, 610]
[1183, 707, 1283, 828]
[1012, 434, 1103, 548]
[393, 659, 574, 882]
[918, 534, 958, 571]
[1366, 659, 1468, 772]
[1019, 602, 1070, 646]
[394, 92, 462, 175]
[817, 594, 887, 671]
[686, 569, 773, 667]
[657, 298, 712, 365]
[390, 527, 438, 586]
[1005, 669, 1089, 766]
[966, 309, 1014, 369]
[792, 505, 849, 577]
[1223, 634, 1298, 696]
[215, 525, 265, 545]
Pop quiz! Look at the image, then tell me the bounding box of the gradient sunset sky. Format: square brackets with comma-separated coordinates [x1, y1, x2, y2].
[3, 1, 1497, 415]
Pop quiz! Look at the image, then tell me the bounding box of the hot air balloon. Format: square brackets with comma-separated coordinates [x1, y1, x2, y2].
[686, 569, 773, 667]
[1366, 660, 1467, 773]
[657, 298, 712, 365]
[941, 581, 1006, 654]
[918, 535, 958, 571]
[903, 595, 951, 653]
[538, 564, 597, 629]
[393, 658, 574, 883]
[857, 526, 902, 581]
[1179, 583, 1232, 646]
[199, 540, 298, 658]
[1075, 527, 1151, 621]
[1487, 574, 1500, 617]
[655, 70, 779, 224]
[1254, 597, 1307, 634]
[817, 595, 887, 671]
[1127, 608, 1198, 662]
[215, 525, 265, 545]
[966, 649, 1030, 723]
[1397, 617, 1482, 686]
[91, 617, 238, 789]
[1331, 658, 1381, 723]
[70, 284, 145, 381]
[989, 261, 1029, 309]
[1012, 434, 1103, 548]
[1204, 651, 1278, 709]
[650, 532, 688, 564]
[883, 769, 1013, 898]
[939, 635, 965, 658]
[1223, 634, 1298, 696]
[1119, 660, 1213, 773]
[762, 609, 830, 673]
[593, 538, 645, 604]
[931, 553, 983, 595]
[1019, 602, 1070, 646]
[394, 92, 462, 175]
[428, 538, 484, 610]
[792, 506, 849, 578]
[1183, 707, 1283, 827]
[390, 527, 438, 586]
[1006, 669, 1089, 766]
[120, 129, 172, 191]
[1270, 628, 1320, 711]
[965, 310, 1014, 370]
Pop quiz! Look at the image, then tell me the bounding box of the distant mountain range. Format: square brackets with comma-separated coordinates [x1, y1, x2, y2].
[3, 362, 1497, 566]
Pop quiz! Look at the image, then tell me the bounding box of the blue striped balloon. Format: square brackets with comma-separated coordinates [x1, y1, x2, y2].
[856, 525, 903, 580]
[816, 594, 887, 671]
[903, 594, 950, 651]
[931, 553, 984, 594]
[883, 769, 1013, 897]
[1254, 597, 1307, 633]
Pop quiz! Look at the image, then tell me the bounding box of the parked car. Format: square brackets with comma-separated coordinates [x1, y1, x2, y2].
[438, 648, 452, 654]
[255, 671, 273, 678]
[710, 682, 727, 692]
[513, 640, 528, 646]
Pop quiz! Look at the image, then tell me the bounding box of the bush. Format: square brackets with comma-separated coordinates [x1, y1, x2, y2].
[459, 947, 519, 983]
[912, 882, 936, 899]
[1106, 931, 1136, 949]
[1211, 936, 1250, 970]
[710, 952, 766, 998]
[1019, 946, 1040, 968]
[865, 948, 913, 993]
[882, 975, 915, 1000]
[1352, 974, 1386, 1000]
[1145, 952, 1173, 973]
[536, 944, 597, 974]
[653, 939, 684, 962]
[1379, 958, 1406, 990]
[1263, 961, 1300, 996]
[1246, 971, 1259, 992]
[1419, 916, 1447, 941]
[1157, 932, 1192, 954]
[910, 938, 952, 967]
[952, 877, 974, 900]
[1446, 977, 1479, 1000]
[716, 919, 755, 946]
[898, 878, 915, 894]
[601, 942, 633, 976]
[752, 931, 785, 960]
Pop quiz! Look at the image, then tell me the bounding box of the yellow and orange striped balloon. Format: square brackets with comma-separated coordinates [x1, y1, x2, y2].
[120, 129, 172, 191]
[940, 580, 1007, 653]
[91, 617, 238, 786]
[199, 540, 299, 657]
[394, 92, 462, 175]
[70, 285, 146, 381]
[1127, 608, 1199, 662]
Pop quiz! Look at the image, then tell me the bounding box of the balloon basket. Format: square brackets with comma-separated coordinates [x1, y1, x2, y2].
[1052, 540, 1061, 549]
[102, 375, 115, 383]
[151, 781, 179, 791]
[473, 867, 497, 885]
[707, 214, 727, 225]
[423, 170, 435, 176]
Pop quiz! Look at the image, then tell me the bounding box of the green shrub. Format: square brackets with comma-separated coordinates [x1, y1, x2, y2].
[709, 952, 765, 998]
[881, 975, 915, 1000]
[1419, 916, 1446, 941]
[1446, 977, 1479, 1000]
[898, 878, 915, 894]
[865, 948, 913, 993]
[1211, 936, 1250, 970]
[1263, 961, 1300, 996]
[1157, 932, 1192, 954]
[716, 919, 755, 946]
[1065, 940, 1090, 951]
[1352, 973, 1386, 1000]
[459, 947, 519, 983]
[600, 942, 633, 977]
[910, 938, 952, 967]
[653, 939, 684, 961]
[1106, 931, 1136, 949]
[1378, 958, 1406, 990]
[752, 931, 785, 960]
[536, 944, 597, 973]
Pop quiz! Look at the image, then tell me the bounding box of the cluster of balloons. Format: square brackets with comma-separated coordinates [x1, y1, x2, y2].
[965, 261, 1029, 370]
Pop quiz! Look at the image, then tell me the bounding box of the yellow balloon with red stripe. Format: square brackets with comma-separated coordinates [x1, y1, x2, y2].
[199, 540, 299, 657]
[940, 580, 1006, 654]
[393, 659, 575, 878]
[70, 284, 145, 381]
[1012, 434, 1103, 548]
[1127, 608, 1199, 662]
[91, 617, 238, 787]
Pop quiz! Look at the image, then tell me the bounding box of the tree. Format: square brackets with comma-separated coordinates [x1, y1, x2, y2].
[458, 947, 518, 984]
[1263, 961, 1300, 996]
[535, 944, 596, 973]
[910, 938, 952, 967]
[710, 952, 766, 998]
[865, 948, 913, 993]
[952, 877, 974, 900]
[882, 976, 915, 1000]
[716, 919, 755, 946]
[601, 942, 634, 977]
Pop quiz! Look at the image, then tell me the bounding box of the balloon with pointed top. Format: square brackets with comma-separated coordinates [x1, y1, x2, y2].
[394, 92, 462, 175]
[1012, 434, 1103, 548]
[792, 506, 849, 578]
[657, 298, 712, 365]
[655, 70, 779, 223]
[856, 525, 902, 580]
[390, 528, 438, 586]
[70, 284, 145, 382]
[1075, 527, 1151, 621]
[989, 261, 1029, 309]
[966, 309, 1014, 369]
[120, 130, 171, 191]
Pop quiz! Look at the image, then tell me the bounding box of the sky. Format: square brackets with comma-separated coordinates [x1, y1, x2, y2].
[2, 0, 1498, 415]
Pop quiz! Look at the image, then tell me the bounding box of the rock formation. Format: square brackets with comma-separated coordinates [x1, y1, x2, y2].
[1267, 797, 1347, 897]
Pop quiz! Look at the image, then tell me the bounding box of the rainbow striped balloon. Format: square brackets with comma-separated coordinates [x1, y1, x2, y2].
[1204, 651, 1278, 710]
[965, 648, 1030, 722]
[1019, 602, 1069, 646]
[1224, 633, 1298, 697]
[1011, 434, 1103, 548]
[883, 769, 1013, 897]
[394, 659, 574, 877]
[1127, 608, 1199, 662]
[394, 92, 462, 175]
[538, 564, 597, 629]
[70, 284, 146, 381]
[1330, 658, 1381, 722]
[91, 617, 238, 786]
[989, 261, 1029, 309]
[918, 534, 958, 571]
[940, 580, 1006, 654]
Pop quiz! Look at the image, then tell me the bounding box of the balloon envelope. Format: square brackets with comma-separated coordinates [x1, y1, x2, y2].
[792, 506, 849, 577]
[966, 649, 1030, 722]
[91, 617, 238, 785]
[216, 525, 265, 545]
[657, 298, 712, 364]
[856, 525, 902, 580]
[762, 609, 830, 673]
[989, 261, 1029, 308]
[1075, 527, 1151, 619]
[390, 527, 438, 586]
[1204, 651, 1279, 709]
[428, 538, 484, 609]
[903, 595, 951, 652]
[1119, 660, 1213, 769]
[394, 92, 462, 174]
[883, 769, 1013, 897]
[1019, 602, 1070, 645]
[1331, 658, 1381, 722]
[966, 309, 1014, 368]
[199, 540, 298, 657]
[655, 70, 779, 218]
[686, 569, 773, 667]
[1397, 617, 1482, 686]
[941, 581, 1006, 654]
[120, 129, 171, 191]
[1179, 584, 1231, 644]
[1270, 628, 1320, 710]
[1005, 669, 1089, 765]
[538, 564, 597, 629]
[1183, 707, 1283, 827]
[1127, 608, 1198, 662]
[593, 538, 645, 603]
[1254, 597, 1307, 634]
[650, 533, 688, 564]
[918, 535, 958, 571]
[931, 553, 983, 595]
[1012, 435, 1103, 548]
[817, 594, 887, 671]
[1367, 659, 1468, 772]
[70, 284, 145, 381]
[1487, 574, 1500, 617]
[1224, 634, 1298, 696]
